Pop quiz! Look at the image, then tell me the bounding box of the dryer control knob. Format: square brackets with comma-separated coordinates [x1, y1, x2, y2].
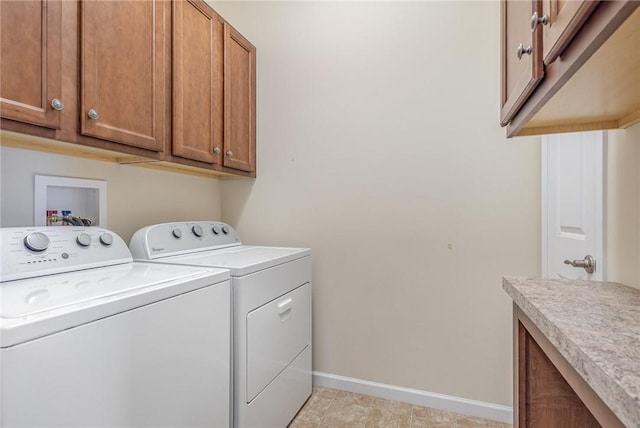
[172, 229, 183, 239]
[76, 233, 92, 247]
[221, 225, 229, 234]
[24, 232, 50, 252]
[192, 225, 204, 237]
[212, 225, 221, 235]
[99, 233, 113, 246]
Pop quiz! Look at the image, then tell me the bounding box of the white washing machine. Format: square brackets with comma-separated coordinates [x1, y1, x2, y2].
[129, 221, 312, 428]
[0, 226, 231, 428]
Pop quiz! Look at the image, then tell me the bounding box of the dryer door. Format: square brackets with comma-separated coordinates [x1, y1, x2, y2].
[246, 283, 311, 402]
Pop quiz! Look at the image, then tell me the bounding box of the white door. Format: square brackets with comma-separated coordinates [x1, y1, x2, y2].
[542, 131, 606, 280]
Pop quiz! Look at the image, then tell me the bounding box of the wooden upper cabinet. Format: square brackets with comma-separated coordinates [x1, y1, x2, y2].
[500, 0, 544, 127]
[172, 0, 223, 165]
[224, 23, 256, 173]
[80, 0, 167, 152]
[1, 0, 256, 177]
[541, 0, 600, 65]
[0, 0, 62, 129]
[501, 1, 638, 137]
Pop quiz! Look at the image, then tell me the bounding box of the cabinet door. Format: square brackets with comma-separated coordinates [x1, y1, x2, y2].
[224, 23, 256, 173]
[541, 0, 600, 65]
[80, 0, 167, 152]
[0, 0, 62, 129]
[172, 0, 223, 164]
[500, 0, 544, 127]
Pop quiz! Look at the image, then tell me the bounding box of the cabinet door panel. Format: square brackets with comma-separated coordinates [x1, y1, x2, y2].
[542, 0, 599, 65]
[80, 0, 166, 151]
[0, 0, 62, 129]
[224, 23, 256, 173]
[173, 0, 223, 164]
[500, 0, 544, 126]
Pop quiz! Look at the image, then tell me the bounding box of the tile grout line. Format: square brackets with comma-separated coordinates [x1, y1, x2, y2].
[319, 391, 335, 427]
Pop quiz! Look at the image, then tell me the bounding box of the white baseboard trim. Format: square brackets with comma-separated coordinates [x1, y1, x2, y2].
[312, 371, 513, 424]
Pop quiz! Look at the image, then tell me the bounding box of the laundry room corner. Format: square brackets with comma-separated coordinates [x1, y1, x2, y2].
[214, 0, 541, 411]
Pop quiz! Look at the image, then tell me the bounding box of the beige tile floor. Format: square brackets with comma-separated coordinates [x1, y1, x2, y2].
[288, 387, 513, 428]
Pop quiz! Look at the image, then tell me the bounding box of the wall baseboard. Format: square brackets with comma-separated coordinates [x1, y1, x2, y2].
[312, 371, 513, 424]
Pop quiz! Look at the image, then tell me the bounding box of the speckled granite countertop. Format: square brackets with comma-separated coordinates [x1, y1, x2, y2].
[503, 277, 640, 428]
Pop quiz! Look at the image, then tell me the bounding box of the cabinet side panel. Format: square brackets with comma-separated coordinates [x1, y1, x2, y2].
[524, 330, 601, 427]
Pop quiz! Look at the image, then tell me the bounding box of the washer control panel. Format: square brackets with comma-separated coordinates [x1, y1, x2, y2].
[129, 221, 241, 260]
[1, 227, 132, 282]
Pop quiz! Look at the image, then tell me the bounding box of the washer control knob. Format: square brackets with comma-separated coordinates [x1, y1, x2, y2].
[192, 225, 204, 237]
[99, 233, 113, 246]
[76, 233, 92, 247]
[24, 232, 50, 252]
[172, 228, 183, 239]
[221, 225, 229, 234]
[212, 225, 221, 235]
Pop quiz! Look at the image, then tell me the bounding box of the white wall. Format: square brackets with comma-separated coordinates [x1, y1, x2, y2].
[0, 146, 221, 242]
[606, 123, 640, 289]
[213, 1, 541, 406]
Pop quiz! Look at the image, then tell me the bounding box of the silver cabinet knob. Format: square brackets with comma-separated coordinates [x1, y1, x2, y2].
[516, 43, 532, 60]
[530, 12, 549, 32]
[213, 147, 221, 154]
[563, 255, 595, 274]
[51, 98, 64, 111]
[226, 150, 233, 157]
[87, 109, 99, 120]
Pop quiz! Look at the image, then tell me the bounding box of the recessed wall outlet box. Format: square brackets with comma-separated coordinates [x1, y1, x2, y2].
[34, 175, 107, 227]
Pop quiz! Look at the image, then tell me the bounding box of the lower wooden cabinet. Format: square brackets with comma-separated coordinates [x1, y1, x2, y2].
[517, 323, 600, 426]
[514, 306, 623, 427]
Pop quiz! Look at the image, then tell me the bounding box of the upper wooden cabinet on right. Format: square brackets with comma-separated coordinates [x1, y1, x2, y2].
[540, 0, 599, 65]
[501, 1, 640, 137]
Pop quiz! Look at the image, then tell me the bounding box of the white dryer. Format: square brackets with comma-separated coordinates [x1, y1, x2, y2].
[0, 226, 231, 428]
[130, 221, 312, 428]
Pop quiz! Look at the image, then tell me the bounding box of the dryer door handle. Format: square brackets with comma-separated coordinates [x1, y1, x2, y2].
[277, 298, 293, 315]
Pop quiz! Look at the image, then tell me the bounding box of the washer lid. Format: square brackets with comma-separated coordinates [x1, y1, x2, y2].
[158, 246, 311, 276]
[0, 262, 229, 347]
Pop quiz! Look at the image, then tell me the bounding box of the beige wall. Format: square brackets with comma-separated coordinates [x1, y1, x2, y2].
[606, 123, 640, 289]
[0, 146, 221, 242]
[213, 1, 541, 406]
